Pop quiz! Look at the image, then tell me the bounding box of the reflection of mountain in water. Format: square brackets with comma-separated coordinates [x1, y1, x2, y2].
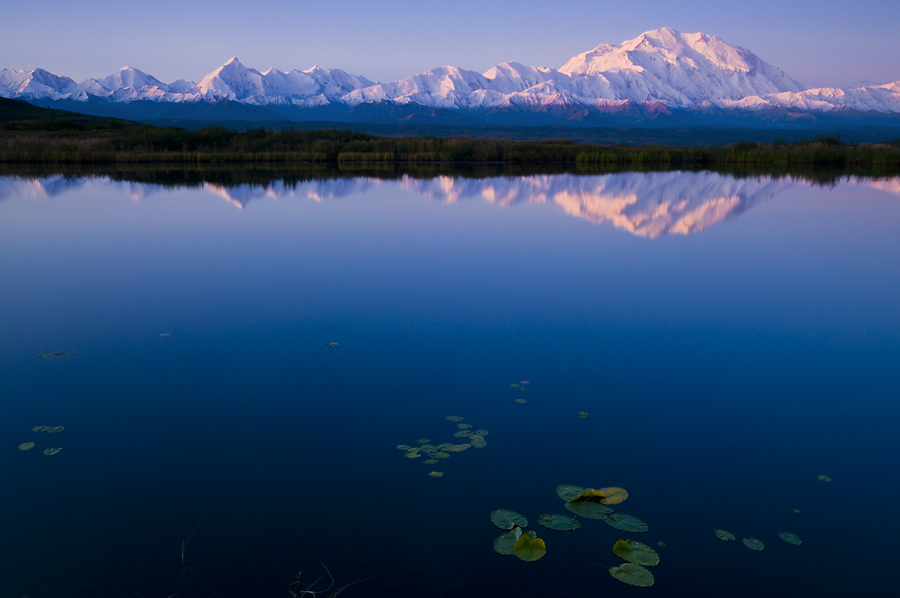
[2, 172, 898, 238]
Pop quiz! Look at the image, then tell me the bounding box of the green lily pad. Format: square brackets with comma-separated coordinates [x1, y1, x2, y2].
[778, 532, 802, 545]
[609, 563, 654, 587]
[421, 445, 437, 452]
[604, 514, 648, 533]
[453, 430, 472, 438]
[428, 471, 443, 478]
[417, 439, 431, 444]
[473, 429, 489, 436]
[436, 443, 453, 450]
[657, 541, 666, 547]
[538, 514, 581, 531]
[43, 448, 61, 456]
[715, 529, 735, 541]
[613, 539, 659, 566]
[743, 537, 764, 551]
[18, 442, 35, 451]
[447, 444, 470, 452]
[470, 439, 487, 448]
[46, 426, 65, 434]
[577, 411, 590, 419]
[324, 342, 338, 348]
[513, 531, 546, 562]
[491, 509, 528, 530]
[493, 526, 522, 555]
[31, 426, 51, 432]
[396, 444, 412, 450]
[564, 501, 611, 519]
[515, 398, 527, 404]
[556, 484, 586, 502]
[790, 508, 801, 514]
[818, 475, 832, 482]
[446, 416, 464, 422]
[423, 459, 438, 464]
[433, 452, 451, 459]
[457, 423, 473, 430]
[405, 452, 421, 459]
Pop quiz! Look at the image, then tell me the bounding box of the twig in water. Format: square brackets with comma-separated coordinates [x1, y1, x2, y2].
[181, 523, 201, 566]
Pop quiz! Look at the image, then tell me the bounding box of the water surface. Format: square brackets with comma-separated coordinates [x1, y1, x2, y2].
[1, 170, 899, 598]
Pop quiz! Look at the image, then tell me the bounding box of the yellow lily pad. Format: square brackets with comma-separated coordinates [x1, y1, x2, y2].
[598, 487, 628, 505]
[19, 442, 35, 451]
[513, 531, 546, 562]
[609, 563, 654, 587]
[612, 539, 659, 566]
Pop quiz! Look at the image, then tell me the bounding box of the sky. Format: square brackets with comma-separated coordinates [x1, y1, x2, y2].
[3, 0, 899, 89]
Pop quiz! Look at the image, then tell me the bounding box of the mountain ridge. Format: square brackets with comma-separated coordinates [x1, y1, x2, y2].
[3, 28, 899, 125]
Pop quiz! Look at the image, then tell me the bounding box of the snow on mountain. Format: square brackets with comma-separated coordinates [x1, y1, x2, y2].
[1, 29, 899, 115]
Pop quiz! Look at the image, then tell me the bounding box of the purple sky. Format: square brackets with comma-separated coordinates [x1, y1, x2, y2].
[4, 0, 899, 89]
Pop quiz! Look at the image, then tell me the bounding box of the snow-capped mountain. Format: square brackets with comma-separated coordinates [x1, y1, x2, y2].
[2, 28, 899, 121]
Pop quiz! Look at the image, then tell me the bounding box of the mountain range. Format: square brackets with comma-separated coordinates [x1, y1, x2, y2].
[3, 28, 899, 128]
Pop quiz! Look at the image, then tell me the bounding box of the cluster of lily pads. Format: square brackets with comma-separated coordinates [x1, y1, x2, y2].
[395, 416, 488, 477]
[711, 473, 829, 552]
[491, 484, 664, 587]
[510, 382, 528, 404]
[19, 425, 65, 456]
[36, 350, 77, 359]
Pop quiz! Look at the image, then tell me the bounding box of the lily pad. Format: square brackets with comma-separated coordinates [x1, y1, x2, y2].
[428, 471, 443, 478]
[420, 445, 437, 452]
[818, 475, 832, 482]
[405, 452, 422, 459]
[417, 439, 431, 444]
[436, 443, 453, 450]
[598, 487, 628, 505]
[778, 532, 802, 545]
[491, 509, 528, 530]
[493, 527, 522, 555]
[790, 508, 802, 514]
[577, 411, 590, 419]
[473, 429, 489, 436]
[324, 342, 338, 348]
[423, 459, 438, 464]
[657, 541, 666, 547]
[605, 514, 648, 533]
[453, 430, 472, 438]
[47, 426, 65, 434]
[538, 514, 581, 531]
[31, 426, 51, 432]
[447, 444, 470, 452]
[556, 484, 586, 502]
[446, 416, 465, 422]
[613, 539, 659, 566]
[513, 531, 546, 562]
[18, 442, 35, 451]
[715, 529, 735, 541]
[457, 423, 473, 430]
[609, 563, 654, 587]
[564, 501, 612, 519]
[515, 398, 527, 404]
[510, 384, 522, 389]
[396, 444, 412, 450]
[470, 439, 487, 448]
[43, 448, 61, 456]
[743, 537, 764, 551]
[433, 452, 451, 459]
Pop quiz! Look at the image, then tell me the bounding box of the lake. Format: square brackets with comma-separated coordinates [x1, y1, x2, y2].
[1, 169, 899, 598]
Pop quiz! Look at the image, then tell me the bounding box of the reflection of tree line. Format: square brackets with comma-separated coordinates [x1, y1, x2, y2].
[0, 163, 897, 190]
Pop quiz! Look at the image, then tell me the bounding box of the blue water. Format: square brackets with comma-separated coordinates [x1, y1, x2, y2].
[1, 171, 899, 598]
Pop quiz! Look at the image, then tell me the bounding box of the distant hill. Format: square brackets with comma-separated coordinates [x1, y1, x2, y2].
[0, 96, 136, 130]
